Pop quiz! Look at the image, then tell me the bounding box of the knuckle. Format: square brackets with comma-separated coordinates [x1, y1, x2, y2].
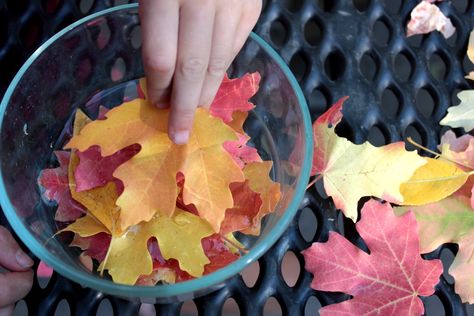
[143, 53, 175, 74]
[179, 57, 206, 80]
[207, 58, 227, 77]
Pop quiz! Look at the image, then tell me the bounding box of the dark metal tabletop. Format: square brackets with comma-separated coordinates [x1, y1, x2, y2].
[1, 0, 474, 315]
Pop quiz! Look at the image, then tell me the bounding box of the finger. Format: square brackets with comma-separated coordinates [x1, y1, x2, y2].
[0, 270, 33, 308]
[169, 1, 215, 144]
[232, 0, 262, 58]
[139, 0, 179, 107]
[198, 2, 242, 108]
[0, 305, 13, 316]
[0, 227, 33, 271]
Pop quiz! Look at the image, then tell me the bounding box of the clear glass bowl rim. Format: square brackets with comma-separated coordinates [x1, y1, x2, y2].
[0, 3, 313, 298]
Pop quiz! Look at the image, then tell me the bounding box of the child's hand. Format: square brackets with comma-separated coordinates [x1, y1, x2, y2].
[139, 0, 262, 144]
[0, 226, 33, 315]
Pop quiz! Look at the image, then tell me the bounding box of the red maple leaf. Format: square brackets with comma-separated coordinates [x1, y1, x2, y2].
[302, 200, 442, 316]
[74, 144, 140, 192]
[220, 181, 262, 235]
[38, 151, 85, 222]
[209, 73, 261, 123]
[223, 134, 262, 169]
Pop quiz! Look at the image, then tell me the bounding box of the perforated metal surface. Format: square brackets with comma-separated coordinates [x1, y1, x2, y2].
[1, 0, 474, 315]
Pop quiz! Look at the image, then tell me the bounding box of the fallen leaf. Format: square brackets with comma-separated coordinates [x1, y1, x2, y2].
[75, 144, 139, 192]
[70, 232, 111, 262]
[407, 1, 456, 38]
[303, 200, 442, 315]
[210, 73, 261, 123]
[399, 157, 470, 205]
[440, 90, 474, 132]
[395, 196, 474, 303]
[38, 151, 85, 222]
[241, 161, 281, 235]
[439, 130, 474, 170]
[65, 208, 214, 285]
[223, 134, 262, 169]
[220, 181, 263, 235]
[466, 30, 474, 81]
[202, 234, 239, 275]
[65, 99, 244, 232]
[312, 97, 426, 221]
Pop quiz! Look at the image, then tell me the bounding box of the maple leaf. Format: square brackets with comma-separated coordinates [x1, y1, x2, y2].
[65, 99, 244, 232]
[70, 233, 111, 262]
[38, 151, 85, 222]
[64, 208, 214, 285]
[440, 90, 474, 132]
[406, 1, 456, 38]
[399, 157, 470, 205]
[395, 196, 474, 303]
[240, 161, 281, 235]
[312, 97, 426, 221]
[466, 30, 474, 81]
[202, 234, 239, 275]
[220, 181, 263, 235]
[223, 134, 262, 169]
[74, 144, 140, 192]
[209, 73, 261, 123]
[303, 200, 443, 315]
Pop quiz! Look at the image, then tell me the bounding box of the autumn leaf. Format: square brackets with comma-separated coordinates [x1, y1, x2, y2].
[312, 97, 426, 221]
[406, 1, 455, 38]
[38, 151, 85, 222]
[74, 144, 139, 192]
[439, 131, 474, 170]
[466, 30, 474, 81]
[303, 200, 443, 315]
[440, 90, 474, 132]
[399, 157, 470, 205]
[209, 73, 261, 123]
[240, 161, 281, 235]
[223, 134, 262, 169]
[395, 196, 474, 303]
[220, 181, 262, 235]
[65, 207, 214, 285]
[65, 99, 244, 232]
[70, 233, 111, 262]
[202, 234, 239, 275]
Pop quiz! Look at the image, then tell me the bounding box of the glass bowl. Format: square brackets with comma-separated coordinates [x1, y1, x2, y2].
[0, 4, 312, 302]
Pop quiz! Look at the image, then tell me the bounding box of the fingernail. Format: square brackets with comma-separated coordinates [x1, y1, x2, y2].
[16, 249, 33, 268]
[171, 131, 189, 145]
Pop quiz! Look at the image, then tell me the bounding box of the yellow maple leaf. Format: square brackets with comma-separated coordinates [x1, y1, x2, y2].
[312, 98, 426, 221]
[399, 157, 470, 205]
[65, 99, 244, 232]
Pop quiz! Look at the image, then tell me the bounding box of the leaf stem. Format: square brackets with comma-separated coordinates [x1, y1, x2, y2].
[407, 137, 474, 171]
[222, 235, 248, 254]
[306, 174, 323, 190]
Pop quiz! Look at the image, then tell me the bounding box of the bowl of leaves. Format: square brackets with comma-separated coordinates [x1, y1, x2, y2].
[0, 4, 312, 301]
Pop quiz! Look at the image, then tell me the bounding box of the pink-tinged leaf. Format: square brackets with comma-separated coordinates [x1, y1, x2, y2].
[210, 73, 261, 123]
[316, 96, 348, 127]
[74, 144, 140, 192]
[202, 234, 239, 275]
[407, 1, 456, 39]
[71, 233, 111, 262]
[450, 232, 474, 303]
[38, 151, 85, 222]
[302, 200, 442, 316]
[223, 134, 262, 168]
[471, 186, 474, 209]
[439, 131, 474, 170]
[97, 106, 109, 120]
